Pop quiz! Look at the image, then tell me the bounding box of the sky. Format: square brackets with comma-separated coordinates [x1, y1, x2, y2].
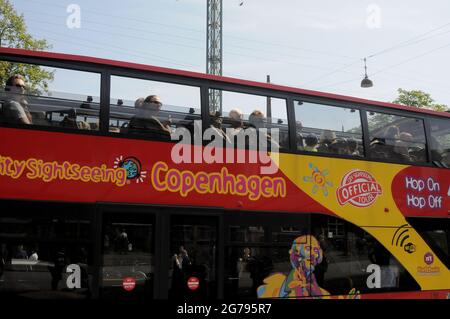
[9, 0, 450, 109]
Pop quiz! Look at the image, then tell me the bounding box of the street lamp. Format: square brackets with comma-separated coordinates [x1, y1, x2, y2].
[361, 58, 373, 88]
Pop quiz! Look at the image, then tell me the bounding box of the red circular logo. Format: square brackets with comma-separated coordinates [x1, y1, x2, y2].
[122, 277, 136, 291]
[187, 277, 200, 291]
[336, 170, 382, 207]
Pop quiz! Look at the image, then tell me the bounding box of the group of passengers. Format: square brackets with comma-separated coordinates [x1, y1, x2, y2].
[0, 74, 445, 165]
[213, 108, 281, 149]
[297, 129, 361, 156]
[0, 74, 93, 130]
[369, 125, 423, 162]
[122, 98, 281, 149]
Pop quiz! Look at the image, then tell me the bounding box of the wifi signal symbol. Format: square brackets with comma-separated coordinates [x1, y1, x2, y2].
[392, 224, 416, 254]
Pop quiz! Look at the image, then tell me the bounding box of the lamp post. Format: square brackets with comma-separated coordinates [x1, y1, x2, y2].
[361, 58, 373, 88]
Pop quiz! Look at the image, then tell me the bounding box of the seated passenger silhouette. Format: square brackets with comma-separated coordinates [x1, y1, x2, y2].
[248, 109, 279, 151]
[370, 125, 399, 157]
[295, 121, 304, 150]
[227, 108, 244, 137]
[128, 95, 171, 140]
[317, 130, 336, 153]
[394, 132, 414, 162]
[329, 138, 350, 155]
[209, 111, 231, 145]
[303, 134, 318, 152]
[60, 109, 91, 130]
[347, 138, 360, 156]
[1, 74, 32, 124]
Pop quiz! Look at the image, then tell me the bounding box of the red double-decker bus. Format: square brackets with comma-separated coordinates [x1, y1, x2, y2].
[0, 47, 448, 299]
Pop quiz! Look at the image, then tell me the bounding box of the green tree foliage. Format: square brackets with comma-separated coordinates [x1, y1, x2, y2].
[393, 88, 448, 112]
[0, 0, 53, 93]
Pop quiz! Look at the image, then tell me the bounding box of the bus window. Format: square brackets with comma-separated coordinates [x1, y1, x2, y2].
[168, 215, 217, 299]
[407, 218, 449, 268]
[101, 213, 155, 300]
[0, 201, 94, 299]
[294, 101, 363, 157]
[208, 89, 289, 151]
[367, 112, 427, 164]
[224, 213, 309, 298]
[109, 76, 200, 141]
[0, 61, 100, 130]
[310, 215, 420, 296]
[429, 117, 450, 167]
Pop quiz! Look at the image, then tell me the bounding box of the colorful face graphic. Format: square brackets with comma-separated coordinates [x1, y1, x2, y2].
[289, 235, 323, 275]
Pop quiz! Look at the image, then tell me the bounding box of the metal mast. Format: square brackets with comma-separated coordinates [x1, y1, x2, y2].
[206, 0, 223, 113]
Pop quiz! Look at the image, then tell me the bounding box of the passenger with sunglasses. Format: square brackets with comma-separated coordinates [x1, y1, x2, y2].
[128, 95, 171, 140]
[1, 74, 32, 124]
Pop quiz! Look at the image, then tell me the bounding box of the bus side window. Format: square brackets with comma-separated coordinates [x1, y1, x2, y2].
[109, 76, 201, 143]
[207, 89, 289, 151]
[367, 112, 427, 164]
[0, 60, 101, 130]
[311, 215, 420, 296]
[294, 101, 364, 157]
[428, 117, 450, 167]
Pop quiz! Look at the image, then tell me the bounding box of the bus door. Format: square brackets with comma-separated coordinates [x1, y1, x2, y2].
[99, 211, 156, 300]
[167, 214, 220, 299]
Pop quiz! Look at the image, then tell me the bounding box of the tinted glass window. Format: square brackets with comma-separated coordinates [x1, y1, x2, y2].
[101, 213, 155, 300]
[110, 76, 200, 141]
[225, 213, 309, 298]
[407, 218, 449, 268]
[0, 201, 94, 299]
[208, 89, 289, 150]
[429, 117, 450, 167]
[0, 61, 100, 130]
[294, 101, 363, 157]
[367, 112, 427, 163]
[168, 216, 218, 299]
[310, 215, 420, 296]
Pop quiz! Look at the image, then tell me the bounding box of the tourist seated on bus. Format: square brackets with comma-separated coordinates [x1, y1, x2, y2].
[329, 138, 350, 155]
[383, 125, 400, 145]
[210, 111, 231, 145]
[303, 134, 318, 152]
[127, 95, 171, 140]
[227, 108, 244, 136]
[60, 109, 91, 130]
[248, 110, 266, 130]
[0, 74, 32, 125]
[393, 132, 414, 162]
[317, 130, 336, 153]
[119, 98, 143, 134]
[295, 121, 304, 150]
[30, 110, 50, 126]
[429, 136, 443, 162]
[347, 138, 360, 156]
[370, 125, 400, 160]
[225, 108, 246, 147]
[247, 109, 280, 150]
